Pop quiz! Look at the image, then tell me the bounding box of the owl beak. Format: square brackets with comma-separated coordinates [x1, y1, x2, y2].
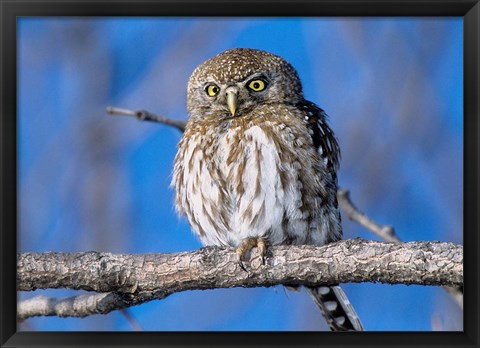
[226, 90, 238, 116]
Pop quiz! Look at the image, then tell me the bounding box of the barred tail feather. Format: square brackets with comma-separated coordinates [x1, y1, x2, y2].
[307, 285, 364, 331]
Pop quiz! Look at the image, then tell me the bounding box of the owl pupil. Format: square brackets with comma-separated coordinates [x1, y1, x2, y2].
[206, 84, 219, 96]
[253, 82, 260, 89]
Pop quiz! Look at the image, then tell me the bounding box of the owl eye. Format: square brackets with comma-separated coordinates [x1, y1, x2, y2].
[205, 84, 220, 97]
[247, 79, 267, 92]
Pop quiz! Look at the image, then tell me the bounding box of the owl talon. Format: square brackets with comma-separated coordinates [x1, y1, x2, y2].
[257, 239, 267, 265]
[235, 238, 267, 269]
[237, 257, 248, 272]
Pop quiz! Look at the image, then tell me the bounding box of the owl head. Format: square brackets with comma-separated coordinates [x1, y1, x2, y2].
[187, 48, 304, 119]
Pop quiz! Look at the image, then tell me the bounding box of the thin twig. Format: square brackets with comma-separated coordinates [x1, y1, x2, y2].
[120, 309, 143, 331]
[337, 188, 399, 243]
[106, 106, 186, 132]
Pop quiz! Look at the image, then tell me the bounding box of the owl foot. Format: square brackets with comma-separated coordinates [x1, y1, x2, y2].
[235, 238, 267, 271]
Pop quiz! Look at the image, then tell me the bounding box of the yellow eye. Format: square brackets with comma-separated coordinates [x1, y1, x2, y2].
[247, 79, 266, 92]
[206, 84, 220, 97]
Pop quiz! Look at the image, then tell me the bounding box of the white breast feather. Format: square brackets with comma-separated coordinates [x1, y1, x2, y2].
[175, 122, 330, 247]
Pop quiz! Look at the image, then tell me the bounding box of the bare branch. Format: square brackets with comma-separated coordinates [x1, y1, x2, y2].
[18, 293, 127, 320]
[106, 106, 186, 132]
[337, 188, 463, 308]
[120, 309, 143, 331]
[337, 188, 399, 242]
[17, 239, 462, 319]
[17, 291, 164, 321]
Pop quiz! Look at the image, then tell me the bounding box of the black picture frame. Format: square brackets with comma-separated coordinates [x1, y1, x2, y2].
[1, 1, 478, 347]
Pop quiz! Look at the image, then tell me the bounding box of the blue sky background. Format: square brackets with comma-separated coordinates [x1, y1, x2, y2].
[17, 17, 463, 331]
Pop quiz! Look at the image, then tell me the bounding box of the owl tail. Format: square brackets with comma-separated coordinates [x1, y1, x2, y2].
[306, 285, 364, 331]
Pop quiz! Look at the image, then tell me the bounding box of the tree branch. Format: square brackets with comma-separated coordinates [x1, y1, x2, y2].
[17, 291, 164, 321]
[337, 188, 399, 242]
[106, 106, 186, 132]
[17, 239, 462, 319]
[337, 188, 463, 308]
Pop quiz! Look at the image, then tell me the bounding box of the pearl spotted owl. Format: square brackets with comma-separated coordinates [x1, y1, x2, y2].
[172, 48, 363, 331]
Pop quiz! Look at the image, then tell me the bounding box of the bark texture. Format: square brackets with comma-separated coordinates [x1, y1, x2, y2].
[18, 239, 462, 292]
[17, 239, 462, 319]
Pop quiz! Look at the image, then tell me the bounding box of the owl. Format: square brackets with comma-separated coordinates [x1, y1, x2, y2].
[172, 48, 363, 331]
